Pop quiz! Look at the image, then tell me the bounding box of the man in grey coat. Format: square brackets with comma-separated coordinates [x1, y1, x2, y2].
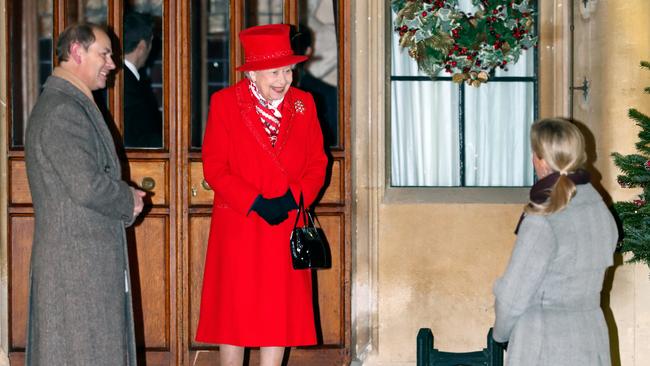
[25, 23, 146, 365]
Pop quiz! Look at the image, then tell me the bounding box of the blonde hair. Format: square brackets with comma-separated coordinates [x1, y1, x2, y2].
[525, 118, 587, 215]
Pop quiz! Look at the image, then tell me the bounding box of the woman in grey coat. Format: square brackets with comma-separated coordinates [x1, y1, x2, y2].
[493, 118, 618, 365]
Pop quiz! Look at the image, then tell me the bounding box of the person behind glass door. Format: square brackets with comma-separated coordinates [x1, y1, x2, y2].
[24, 23, 145, 366]
[492, 118, 617, 365]
[123, 11, 162, 148]
[290, 23, 338, 147]
[196, 24, 328, 366]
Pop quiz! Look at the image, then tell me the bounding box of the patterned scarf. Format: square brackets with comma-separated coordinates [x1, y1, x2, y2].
[514, 169, 591, 234]
[249, 79, 284, 146]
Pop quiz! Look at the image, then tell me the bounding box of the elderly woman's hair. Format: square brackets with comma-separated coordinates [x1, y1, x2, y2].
[56, 23, 104, 62]
[525, 118, 587, 215]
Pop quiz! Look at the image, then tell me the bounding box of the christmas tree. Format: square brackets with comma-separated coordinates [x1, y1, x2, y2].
[611, 61, 650, 269]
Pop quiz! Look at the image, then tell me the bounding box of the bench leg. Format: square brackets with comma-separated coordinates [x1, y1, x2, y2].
[417, 328, 433, 366]
[487, 328, 504, 366]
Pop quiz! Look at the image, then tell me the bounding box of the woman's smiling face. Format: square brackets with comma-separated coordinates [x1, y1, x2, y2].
[249, 65, 294, 101]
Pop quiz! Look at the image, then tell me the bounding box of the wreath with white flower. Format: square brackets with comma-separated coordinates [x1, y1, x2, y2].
[392, 0, 538, 86]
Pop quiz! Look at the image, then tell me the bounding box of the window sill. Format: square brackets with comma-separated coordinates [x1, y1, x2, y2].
[383, 186, 530, 204]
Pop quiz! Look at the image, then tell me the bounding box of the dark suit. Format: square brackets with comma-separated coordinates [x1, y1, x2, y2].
[123, 67, 162, 148]
[296, 70, 338, 147]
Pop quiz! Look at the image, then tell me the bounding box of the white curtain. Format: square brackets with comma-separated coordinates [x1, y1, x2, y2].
[464, 69, 535, 186]
[391, 3, 535, 187]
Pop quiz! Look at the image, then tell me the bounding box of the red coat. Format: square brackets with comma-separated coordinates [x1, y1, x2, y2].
[196, 79, 327, 346]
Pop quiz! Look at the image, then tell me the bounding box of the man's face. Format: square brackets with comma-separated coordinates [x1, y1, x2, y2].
[249, 65, 294, 101]
[77, 29, 116, 90]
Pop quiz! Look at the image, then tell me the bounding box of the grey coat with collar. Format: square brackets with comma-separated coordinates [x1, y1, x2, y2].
[493, 183, 617, 366]
[25, 76, 137, 365]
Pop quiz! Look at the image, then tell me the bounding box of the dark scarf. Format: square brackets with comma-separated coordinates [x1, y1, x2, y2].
[514, 169, 591, 234]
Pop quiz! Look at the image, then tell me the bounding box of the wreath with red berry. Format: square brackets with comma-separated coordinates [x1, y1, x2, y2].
[392, 0, 538, 86]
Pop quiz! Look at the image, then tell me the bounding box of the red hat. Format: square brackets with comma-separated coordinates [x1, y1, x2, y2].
[236, 24, 308, 71]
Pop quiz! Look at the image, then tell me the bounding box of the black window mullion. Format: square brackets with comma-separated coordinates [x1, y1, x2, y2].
[459, 83, 466, 186]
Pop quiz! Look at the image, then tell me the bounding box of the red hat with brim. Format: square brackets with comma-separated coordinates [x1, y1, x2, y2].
[236, 24, 308, 71]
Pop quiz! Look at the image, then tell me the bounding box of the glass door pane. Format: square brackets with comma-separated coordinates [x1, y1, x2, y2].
[84, 0, 108, 23]
[10, 0, 53, 147]
[65, 0, 108, 26]
[191, 0, 230, 148]
[122, 2, 164, 148]
[244, 0, 283, 27]
[61, 0, 110, 110]
[296, 0, 339, 147]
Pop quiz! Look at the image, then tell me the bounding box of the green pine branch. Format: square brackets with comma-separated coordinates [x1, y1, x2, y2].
[611, 60, 650, 270]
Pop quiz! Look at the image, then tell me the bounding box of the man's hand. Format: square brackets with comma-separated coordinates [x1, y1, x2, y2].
[131, 188, 146, 218]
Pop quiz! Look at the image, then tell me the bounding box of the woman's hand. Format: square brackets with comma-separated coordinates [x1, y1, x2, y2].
[250, 189, 297, 225]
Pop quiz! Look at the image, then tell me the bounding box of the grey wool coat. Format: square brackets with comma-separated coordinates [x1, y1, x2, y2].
[493, 183, 617, 365]
[25, 76, 137, 366]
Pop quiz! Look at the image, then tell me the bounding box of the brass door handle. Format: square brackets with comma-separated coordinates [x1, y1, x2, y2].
[141, 177, 156, 191]
[201, 178, 212, 191]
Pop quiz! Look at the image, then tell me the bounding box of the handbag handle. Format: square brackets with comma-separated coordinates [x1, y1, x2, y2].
[292, 194, 317, 229]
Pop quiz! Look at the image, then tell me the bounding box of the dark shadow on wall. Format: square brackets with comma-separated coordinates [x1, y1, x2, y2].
[571, 118, 621, 365]
[571, 118, 612, 205]
[601, 253, 623, 366]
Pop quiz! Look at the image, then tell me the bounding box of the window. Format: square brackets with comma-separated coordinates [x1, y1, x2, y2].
[10, 0, 53, 147]
[245, 0, 283, 27]
[191, 0, 231, 148]
[390, 4, 538, 187]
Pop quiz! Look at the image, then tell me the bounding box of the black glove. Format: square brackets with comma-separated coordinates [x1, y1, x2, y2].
[270, 189, 298, 212]
[250, 190, 297, 225]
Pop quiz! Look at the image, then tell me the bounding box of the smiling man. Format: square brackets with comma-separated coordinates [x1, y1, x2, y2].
[24, 23, 145, 366]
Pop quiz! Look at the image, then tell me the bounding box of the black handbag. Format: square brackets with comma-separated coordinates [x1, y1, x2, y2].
[290, 195, 331, 270]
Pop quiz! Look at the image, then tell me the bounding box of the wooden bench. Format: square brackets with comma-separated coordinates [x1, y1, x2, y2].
[416, 328, 504, 366]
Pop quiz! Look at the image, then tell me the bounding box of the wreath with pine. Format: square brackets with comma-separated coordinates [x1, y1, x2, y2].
[392, 0, 538, 86]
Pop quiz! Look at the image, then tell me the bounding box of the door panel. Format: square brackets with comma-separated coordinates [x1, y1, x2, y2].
[189, 160, 213, 205]
[9, 215, 33, 351]
[315, 213, 344, 344]
[8, 159, 171, 206]
[9, 159, 31, 204]
[189, 158, 344, 205]
[130, 216, 170, 349]
[188, 215, 211, 348]
[321, 158, 343, 204]
[129, 160, 169, 205]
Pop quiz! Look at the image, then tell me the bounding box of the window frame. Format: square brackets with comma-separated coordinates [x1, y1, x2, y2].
[384, 1, 567, 203]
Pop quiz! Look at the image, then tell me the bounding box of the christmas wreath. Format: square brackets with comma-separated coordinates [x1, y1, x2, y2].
[392, 0, 538, 86]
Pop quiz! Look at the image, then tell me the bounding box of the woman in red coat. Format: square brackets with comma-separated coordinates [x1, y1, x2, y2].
[196, 24, 328, 366]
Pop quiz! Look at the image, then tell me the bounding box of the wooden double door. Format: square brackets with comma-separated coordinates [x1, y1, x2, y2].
[6, 0, 350, 364]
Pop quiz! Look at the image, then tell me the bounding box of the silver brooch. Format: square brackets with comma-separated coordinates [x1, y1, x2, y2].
[294, 100, 305, 114]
